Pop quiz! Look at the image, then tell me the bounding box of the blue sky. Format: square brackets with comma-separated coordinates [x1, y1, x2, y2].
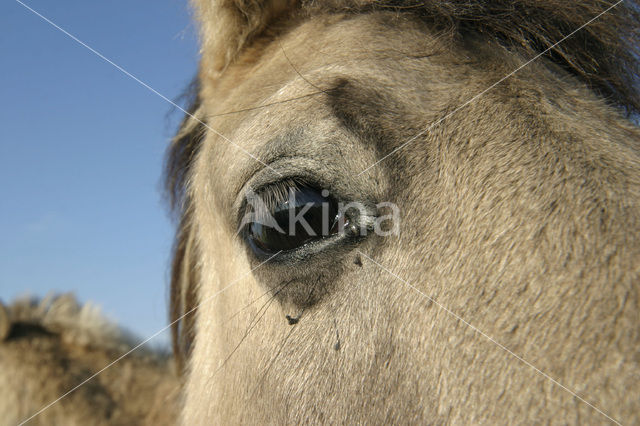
[1, 0, 200, 346]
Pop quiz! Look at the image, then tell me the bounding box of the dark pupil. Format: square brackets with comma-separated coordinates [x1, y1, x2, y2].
[246, 186, 340, 254]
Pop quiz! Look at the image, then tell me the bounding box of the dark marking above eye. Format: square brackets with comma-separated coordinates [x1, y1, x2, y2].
[325, 78, 414, 189]
[327, 79, 405, 157]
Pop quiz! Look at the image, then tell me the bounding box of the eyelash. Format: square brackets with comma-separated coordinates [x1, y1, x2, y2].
[254, 177, 309, 211]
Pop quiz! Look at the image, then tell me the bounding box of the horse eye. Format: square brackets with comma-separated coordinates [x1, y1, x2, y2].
[243, 185, 342, 255]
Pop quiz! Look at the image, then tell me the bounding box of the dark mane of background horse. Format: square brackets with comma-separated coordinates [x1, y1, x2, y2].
[164, 0, 640, 371]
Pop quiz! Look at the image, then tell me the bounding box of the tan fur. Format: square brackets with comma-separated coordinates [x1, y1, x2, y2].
[0, 295, 179, 425]
[193, 0, 297, 75]
[168, 0, 640, 424]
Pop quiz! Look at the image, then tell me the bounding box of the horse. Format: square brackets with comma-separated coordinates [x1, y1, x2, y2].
[0, 295, 178, 425]
[167, 0, 640, 423]
[3, 0, 639, 424]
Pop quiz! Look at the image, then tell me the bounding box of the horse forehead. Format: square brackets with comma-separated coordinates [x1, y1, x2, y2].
[208, 28, 442, 147]
[208, 13, 441, 104]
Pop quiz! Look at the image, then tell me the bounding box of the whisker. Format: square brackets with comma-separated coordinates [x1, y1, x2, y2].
[220, 287, 272, 327]
[250, 277, 320, 397]
[206, 90, 328, 119]
[221, 277, 299, 327]
[250, 323, 298, 399]
[199, 40, 332, 125]
[278, 39, 330, 96]
[213, 279, 297, 376]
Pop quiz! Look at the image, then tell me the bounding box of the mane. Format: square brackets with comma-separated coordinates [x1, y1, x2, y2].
[0, 294, 155, 356]
[164, 79, 205, 369]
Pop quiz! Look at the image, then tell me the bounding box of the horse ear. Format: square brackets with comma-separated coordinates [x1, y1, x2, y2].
[0, 301, 10, 341]
[191, 0, 298, 74]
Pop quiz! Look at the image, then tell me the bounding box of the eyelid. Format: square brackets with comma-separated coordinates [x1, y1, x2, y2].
[234, 165, 338, 232]
[232, 155, 380, 241]
[234, 155, 335, 203]
[239, 185, 379, 260]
